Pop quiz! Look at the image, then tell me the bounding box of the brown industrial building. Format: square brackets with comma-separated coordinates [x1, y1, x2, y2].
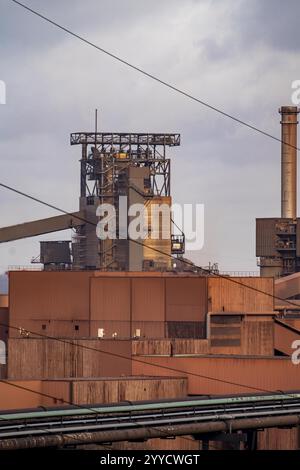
[0, 268, 299, 450]
[0, 114, 300, 451]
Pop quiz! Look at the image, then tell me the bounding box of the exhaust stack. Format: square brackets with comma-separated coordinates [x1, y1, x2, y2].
[280, 106, 299, 219]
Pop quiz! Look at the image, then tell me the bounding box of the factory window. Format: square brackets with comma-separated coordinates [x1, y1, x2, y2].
[75, 325, 79, 331]
[42, 324, 46, 330]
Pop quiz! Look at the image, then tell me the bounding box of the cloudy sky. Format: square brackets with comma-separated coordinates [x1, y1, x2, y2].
[0, 0, 299, 274]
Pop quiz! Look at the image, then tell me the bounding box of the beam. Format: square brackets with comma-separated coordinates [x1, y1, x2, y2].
[0, 212, 86, 243]
[70, 133, 180, 147]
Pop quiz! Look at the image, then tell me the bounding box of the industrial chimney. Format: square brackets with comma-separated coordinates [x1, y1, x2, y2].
[280, 106, 299, 219]
[256, 106, 300, 278]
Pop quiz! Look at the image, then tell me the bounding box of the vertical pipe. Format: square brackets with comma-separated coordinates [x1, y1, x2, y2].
[95, 108, 98, 136]
[80, 144, 87, 198]
[280, 106, 299, 219]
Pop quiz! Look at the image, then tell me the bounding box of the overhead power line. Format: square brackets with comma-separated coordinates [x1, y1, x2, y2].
[1, 1, 298, 441]
[0, 316, 274, 395]
[9, 0, 300, 152]
[0, 380, 197, 447]
[0, 179, 298, 309]
[0, 181, 298, 411]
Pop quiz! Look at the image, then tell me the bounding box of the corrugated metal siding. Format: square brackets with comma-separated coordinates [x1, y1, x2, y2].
[282, 318, 300, 330]
[296, 220, 300, 257]
[132, 340, 171, 356]
[173, 339, 209, 355]
[79, 339, 132, 377]
[208, 277, 274, 313]
[0, 307, 8, 342]
[8, 272, 275, 343]
[7, 339, 132, 379]
[90, 278, 131, 321]
[275, 272, 300, 300]
[210, 315, 241, 351]
[241, 318, 274, 355]
[132, 278, 165, 321]
[131, 321, 165, 339]
[113, 437, 199, 451]
[9, 271, 91, 324]
[166, 278, 207, 321]
[208, 314, 274, 356]
[0, 364, 7, 379]
[72, 377, 187, 404]
[209, 315, 242, 354]
[258, 427, 299, 450]
[0, 377, 187, 410]
[274, 320, 300, 355]
[9, 320, 90, 339]
[132, 339, 209, 356]
[166, 321, 205, 338]
[256, 218, 277, 257]
[132, 356, 300, 395]
[0, 381, 43, 409]
[41, 381, 71, 406]
[90, 320, 131, 338]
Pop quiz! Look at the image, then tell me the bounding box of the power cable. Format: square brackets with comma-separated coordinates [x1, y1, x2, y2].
[0, 380, 199, 448]
[3, 2, 299, 447]
[0, 318, 276, 395]
[9, 0, 300, 152]
[0, 180, 298, 309]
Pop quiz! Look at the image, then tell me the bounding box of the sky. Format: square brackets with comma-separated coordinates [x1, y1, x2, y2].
[0, 0, 299, 274]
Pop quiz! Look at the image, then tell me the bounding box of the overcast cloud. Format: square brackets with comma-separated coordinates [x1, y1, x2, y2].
[0, 0, 299, 273]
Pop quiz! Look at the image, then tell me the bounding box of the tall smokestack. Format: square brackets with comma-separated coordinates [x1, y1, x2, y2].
[280, 106, 299, 219]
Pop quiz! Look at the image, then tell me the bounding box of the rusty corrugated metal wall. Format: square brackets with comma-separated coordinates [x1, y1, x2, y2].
[207, 277, 274, 313]
[0, 376, 187, 410]
[209, 314, 274, 356]
[8, 272, 275, 342]
[165, 277, 207, 338]
[0, 381, 43, 409]
[9, 271, 91, 329]
[258, 427, 300, 450]
[274, 319, 300, 355]
[132, 355, 300, 395]
[7, 339, 132, 380]
[71, 376, 187, 404]
[132, 339, 210, 356]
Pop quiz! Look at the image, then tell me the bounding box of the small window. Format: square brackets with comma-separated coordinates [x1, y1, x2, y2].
[42, 324, 46, 330]
[75, 325, 79, 331]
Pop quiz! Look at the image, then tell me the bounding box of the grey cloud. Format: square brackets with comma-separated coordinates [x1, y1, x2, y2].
[0, 0, 299, 272]
[232, 0, 300, 52]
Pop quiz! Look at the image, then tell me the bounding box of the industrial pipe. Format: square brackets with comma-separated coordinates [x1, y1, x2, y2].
[2, 392, 300, 422]
[0, 414, 299, 450]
